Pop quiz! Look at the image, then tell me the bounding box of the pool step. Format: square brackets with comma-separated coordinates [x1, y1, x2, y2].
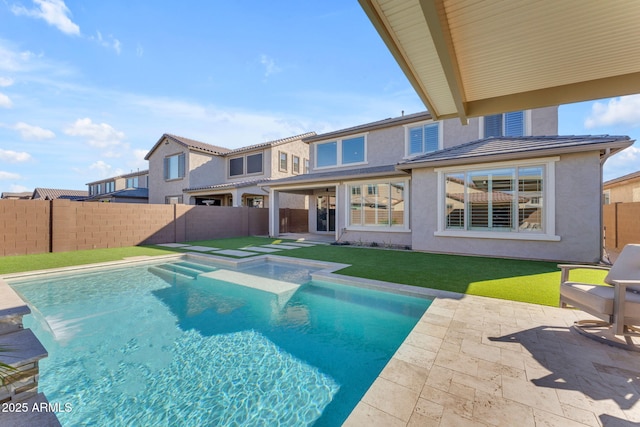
[173, 261, 218, 274]
[151, 263, 205, 279]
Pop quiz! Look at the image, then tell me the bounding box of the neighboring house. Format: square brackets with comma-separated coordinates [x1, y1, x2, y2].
[85, 170, 149, 203]
[1, 192, 32, 200]
[31, 188, 88, 200]
[603, 170, 640, 204]
[265, 107, 633, 262]
[145, 133, 313, 208]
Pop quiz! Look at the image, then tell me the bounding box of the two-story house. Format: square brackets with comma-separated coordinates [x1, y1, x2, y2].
[145, 133, 313, 207]
[85, 170, 149, 203]
[265, 107, 633, 262]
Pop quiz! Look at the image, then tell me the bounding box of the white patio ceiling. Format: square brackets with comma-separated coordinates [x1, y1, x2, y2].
[359, 0, 640, 122]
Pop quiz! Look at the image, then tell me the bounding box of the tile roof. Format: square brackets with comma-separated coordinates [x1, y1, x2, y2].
[32, 188, 88, 200]
[604, 169, 640, 186]
[226, 132, 317, 155]
[145, 132, 315, 160]
[302, 111, 432, 143]
[184, 178, 271, 192]
[0, 192, 32, 199]
[86, 170, 149, 185]
[398, 135, 633, 169]
[85, 188, 149, 200]
[266, 164, 407, 187]
[164, 134, 232, 155]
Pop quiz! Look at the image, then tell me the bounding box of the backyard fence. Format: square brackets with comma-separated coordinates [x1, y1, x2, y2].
[603, 202, 640, 255]
[0, 199, 308, 256]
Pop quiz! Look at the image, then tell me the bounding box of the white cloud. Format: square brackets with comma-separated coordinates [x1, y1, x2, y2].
[0, 171, 21, 180]
[8, 184, 30, 192]
[136, 43, 144, 57]
[0, 149, 31, 163]
[13, 122, 55, 140]
[88, 160, 123, 179]
[11, 0, 80, 36]
[0, 93, 12, 108]
[90, 31, 121, 55]
[585, 95, 640, 129]
[0, 77, 14, 87]
[260, 54, 282, 78]
[603, 144, 640, 181]
[64, 118, 125, 149]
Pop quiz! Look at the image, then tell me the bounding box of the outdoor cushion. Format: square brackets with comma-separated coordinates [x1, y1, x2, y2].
[605, 244, 640, 293]
[561, 282, 640, 318]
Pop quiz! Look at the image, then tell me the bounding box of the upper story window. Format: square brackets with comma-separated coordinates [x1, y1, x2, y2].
[406, 122, 441, 156]
[126, 176, 138, 188]
[279, 151, 288, 172]
[292, 155, 300, 174]
[304, 158, 310, 174]
[482, 111, 527, 138]
[164, 153, 185, 180]
[104, 181, 115, 193]
[315, 135, 367, 169]
[229, 152, 263, 177]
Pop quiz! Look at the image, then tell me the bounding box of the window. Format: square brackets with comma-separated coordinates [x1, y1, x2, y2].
[407, 122, 440, 156]
[316, 142, 337, 168]
[442, 163, 548, 235]
[349, 180, 407, 229]
[105, 181, 115, 193]
[342, 136, 365, 164]
[304, 158, 309, 174]
[292, 155, 300, 174]
[603, 190, 611, 205]
[165, 195, 183, 204]
[229, 157, 244, 176]
[279, 151, 288, 172]
[164, 153, 185, 180]
[229, 152, 263, 178]
[483, 111, 526, 138]
[246, 153, 263, 174]
[126, 176, 139, 188]
[315, 135, 367, 168]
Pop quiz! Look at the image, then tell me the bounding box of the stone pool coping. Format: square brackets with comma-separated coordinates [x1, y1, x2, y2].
[5, 253, 635, 426]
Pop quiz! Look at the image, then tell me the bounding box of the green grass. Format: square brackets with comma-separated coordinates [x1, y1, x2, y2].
[1, 236, 608, 307]
[0, 246, 175, 275]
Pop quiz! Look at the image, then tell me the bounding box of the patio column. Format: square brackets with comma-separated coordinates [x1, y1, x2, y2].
[269, 189, 280, 237]
[334, 184, 340, 241]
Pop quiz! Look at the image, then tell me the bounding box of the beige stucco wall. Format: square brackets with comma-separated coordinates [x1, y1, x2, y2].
[309, 106, 559, 173]
[410, 151, 602, 262]
[269, 139, 311, 179]
[605, 178, 640, 203]
[148, 138, 192, 204]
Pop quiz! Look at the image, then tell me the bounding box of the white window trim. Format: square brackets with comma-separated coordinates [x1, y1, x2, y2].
[314, 133, 369, 170]
[403, 120, 443, 159]
[479, 110, 532, 138]
[278, 150, 288, 172]
[344, 177, 411, 232]
[435, 156, 559, 241]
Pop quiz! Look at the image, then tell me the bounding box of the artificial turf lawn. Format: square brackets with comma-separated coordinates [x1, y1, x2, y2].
[0, 246, 175, 275]
[1, 236, 608, 307]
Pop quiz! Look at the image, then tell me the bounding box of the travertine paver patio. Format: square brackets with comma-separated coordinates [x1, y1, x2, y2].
[344, 294, 640, 426]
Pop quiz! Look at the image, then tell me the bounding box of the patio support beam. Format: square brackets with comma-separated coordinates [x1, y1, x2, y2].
[269, 189, 280, 237]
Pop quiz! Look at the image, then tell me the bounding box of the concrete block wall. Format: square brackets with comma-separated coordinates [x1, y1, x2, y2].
[0, 200, 50, 256]
[0, 200, 288, 256]
[604, 202, 640, 252]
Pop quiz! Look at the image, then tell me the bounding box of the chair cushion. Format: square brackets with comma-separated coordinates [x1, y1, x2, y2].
[605, 244, 640, 293]
[561, 282, 640, 319]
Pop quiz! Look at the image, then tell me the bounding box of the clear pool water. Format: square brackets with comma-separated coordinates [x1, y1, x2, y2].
[9, 258, 432, 426]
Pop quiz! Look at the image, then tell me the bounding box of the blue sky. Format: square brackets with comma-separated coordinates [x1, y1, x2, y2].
[1, 1, 638, 194]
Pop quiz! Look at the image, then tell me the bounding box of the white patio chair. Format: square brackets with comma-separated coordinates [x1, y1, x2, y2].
[559, 244, 640, 346]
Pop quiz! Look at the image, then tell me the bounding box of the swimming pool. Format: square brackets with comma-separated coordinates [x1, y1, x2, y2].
[8, 256, 432, 426]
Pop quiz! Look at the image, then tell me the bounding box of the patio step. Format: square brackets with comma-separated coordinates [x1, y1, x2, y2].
[151, 263, 202, 279]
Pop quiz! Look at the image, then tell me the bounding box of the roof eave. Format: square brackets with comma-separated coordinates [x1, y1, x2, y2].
[397, 139, 634, 170]
[264, 169, 409, 188]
